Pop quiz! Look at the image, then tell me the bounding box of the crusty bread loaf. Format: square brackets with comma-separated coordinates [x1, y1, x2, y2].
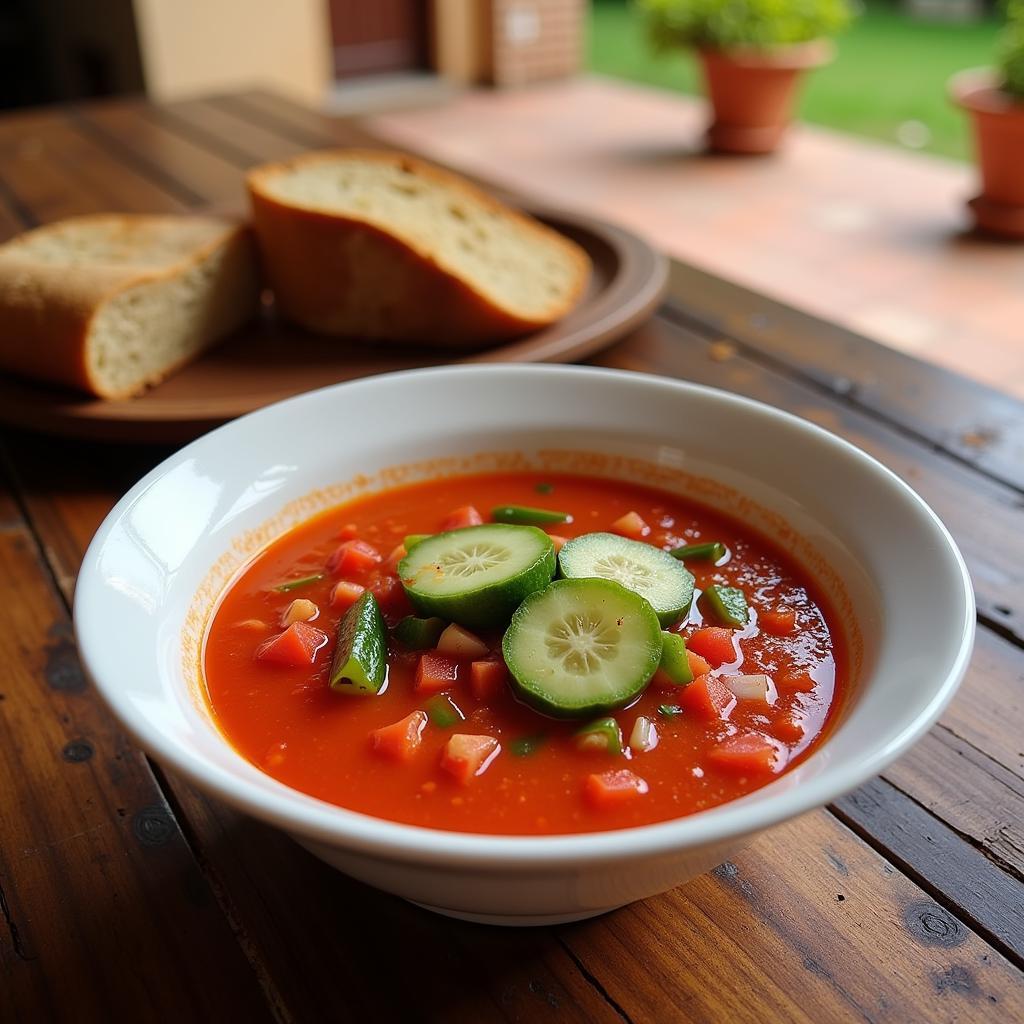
[247, 149, 590, 345]
[0, 214, 259, 399]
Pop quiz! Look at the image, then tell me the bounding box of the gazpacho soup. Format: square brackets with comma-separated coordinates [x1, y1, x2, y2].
[204, 470, 846, 835]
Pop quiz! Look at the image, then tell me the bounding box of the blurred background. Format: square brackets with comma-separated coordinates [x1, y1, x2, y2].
[0, 0, 1000, 159]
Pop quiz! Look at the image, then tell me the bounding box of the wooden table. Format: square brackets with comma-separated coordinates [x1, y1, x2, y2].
[1, 90, 1022, 1024]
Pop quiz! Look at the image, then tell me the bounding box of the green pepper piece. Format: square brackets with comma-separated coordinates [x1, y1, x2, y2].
[491, 504, 570, 525]
[273, 572, 325, 593]
[509, 733, 546, 757]
[534, 482, 554, 495]
[704, 584, 749, 627]
[392, 615, 446, 650]
[659, 631, 693, 686]
[658, 704, 684, 719]
[669, 542, 727, 563]
[329, 591, 388, 695]
[574, 716, 622, 755]
[425, 693, 464, 728]
[403, 534, 431, 552]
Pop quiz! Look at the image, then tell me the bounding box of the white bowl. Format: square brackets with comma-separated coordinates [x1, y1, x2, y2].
[74, 365, 974, 926]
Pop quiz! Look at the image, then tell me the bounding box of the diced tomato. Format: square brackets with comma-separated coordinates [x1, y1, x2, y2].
[774, 708, 806, 743]
[440, 733, 500, 783]
[439, 505, 483, 531]
[415, 652, 460, 695]
[777, 670, 817, 693]
[549, 534, 569, 554]
[679, 674, 736, 720]
[470, 660, 508, 701]
[384, 543, 407, 573]
[437, 624, 489, 659]
[583, 769, 649, 809]
[371, 710, 428, 761]
[328, 539, 382, 575]
[707, 733, 780, 774]
[255, 621, 329, 667]
[759, 608, 797, 636]
[687, 626, 737, 668]
[338, 523, 359, 540]
[610, 510, 649, 540]
[687, 649, 712, 677]
[330, 580, 365, 610]
[367, 573, 409, 618]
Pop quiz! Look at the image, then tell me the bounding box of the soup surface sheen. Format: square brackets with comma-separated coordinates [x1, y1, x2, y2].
[204, 471, 845, 835]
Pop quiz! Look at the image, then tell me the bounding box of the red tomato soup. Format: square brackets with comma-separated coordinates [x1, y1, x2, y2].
[204, 471, 846, 835]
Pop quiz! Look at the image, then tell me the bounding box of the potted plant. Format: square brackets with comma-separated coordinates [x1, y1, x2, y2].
[637, 0, 853, 154]
[950, 1, 1024, 238]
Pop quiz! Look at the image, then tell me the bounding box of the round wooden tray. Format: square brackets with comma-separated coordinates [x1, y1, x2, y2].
[0, 206, 667, 444]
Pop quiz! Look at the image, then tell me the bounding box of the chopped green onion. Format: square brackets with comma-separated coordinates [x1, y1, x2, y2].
[403, 534, 430, 552]
[574, 716, 622, 755]
[658, 704, 683, 719]
[704, 584, 750, 627]
[491, 504, 571, 525]
[670, 542, 727, 563]
[273, 573, 325, 593]
[509, 733, 546, 757]
[425, 694, 464, 728]
[535, 482, 554, 495]
[659, 631, 693, 686]
[329, 592, 387, 695]
[392, 615, 446, 650]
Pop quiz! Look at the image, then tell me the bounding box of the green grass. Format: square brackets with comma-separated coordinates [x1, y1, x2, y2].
[588, 0, 1002, 159]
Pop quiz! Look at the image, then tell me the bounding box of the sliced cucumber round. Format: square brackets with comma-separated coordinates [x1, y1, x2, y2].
[558, 532, 695, 627]
[502, 578, 662, 719]
[398, 524, 555, 629]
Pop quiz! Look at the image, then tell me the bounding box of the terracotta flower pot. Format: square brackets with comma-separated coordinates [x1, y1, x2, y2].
[698, 41, 834, 155]
[950, 68, 1024, 239]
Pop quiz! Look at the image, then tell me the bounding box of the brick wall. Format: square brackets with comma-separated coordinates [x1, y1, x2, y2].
[489, 0, 585, 87]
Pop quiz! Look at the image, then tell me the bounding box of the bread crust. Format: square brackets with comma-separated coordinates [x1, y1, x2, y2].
[0, 214, 257, 399]
[247, 149, 591, 345]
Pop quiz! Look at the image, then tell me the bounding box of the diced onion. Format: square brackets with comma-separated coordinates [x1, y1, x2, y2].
[721, 673, 777, 705]
[436, 623, 489, 659]
[281, 598, 319, 626]
[629, 715, 659, 753]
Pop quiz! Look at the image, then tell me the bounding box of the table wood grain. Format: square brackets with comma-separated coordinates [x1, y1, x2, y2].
[0, 89, 1021, 1023]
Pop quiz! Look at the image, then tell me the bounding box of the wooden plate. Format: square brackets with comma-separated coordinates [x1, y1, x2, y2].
[0, 206, 667, 444]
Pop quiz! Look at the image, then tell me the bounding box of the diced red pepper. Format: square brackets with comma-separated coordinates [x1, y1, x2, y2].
[549, 534, 569, 554]
[777, 670, 817, 693]
[687, 649, 712, 678]
[679, 674, 736, 720]
[371, 710, 428, 761]
[439, 505, 483, 532]
[687, 626, 737, 668]
[338, 523, 359, 540]
[470, 660, 508, 701]
[367, 573, 409, 618]
[255, 621, 329, 667]
[773, 708, 806, 743]
[330, 580, 365, 610]
[440, 733, 500, 783]
[415, 652, 460, 695]
[328, 538, 382, 575]
[759, 608, 797, 636]
[707, 733, 780, 774]
[583, 768, 649, 809]
[610, 510, 649, 540]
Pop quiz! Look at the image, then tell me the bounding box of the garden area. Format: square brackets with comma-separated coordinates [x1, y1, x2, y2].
[588, 0, 1002, 159]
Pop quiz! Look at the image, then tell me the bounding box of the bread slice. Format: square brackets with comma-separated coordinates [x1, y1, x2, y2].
[0, 214, 259, 399]
[247, 149, 590, 345]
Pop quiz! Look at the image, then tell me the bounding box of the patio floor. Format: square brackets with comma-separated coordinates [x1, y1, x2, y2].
[365, 76, 1024, 399]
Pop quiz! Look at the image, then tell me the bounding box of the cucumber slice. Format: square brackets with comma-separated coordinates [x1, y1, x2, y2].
[329, 591, 387, 695]
[398, 524, 555, 629]
[502, 578, 662, 719]
[558, 532, 695, 627]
